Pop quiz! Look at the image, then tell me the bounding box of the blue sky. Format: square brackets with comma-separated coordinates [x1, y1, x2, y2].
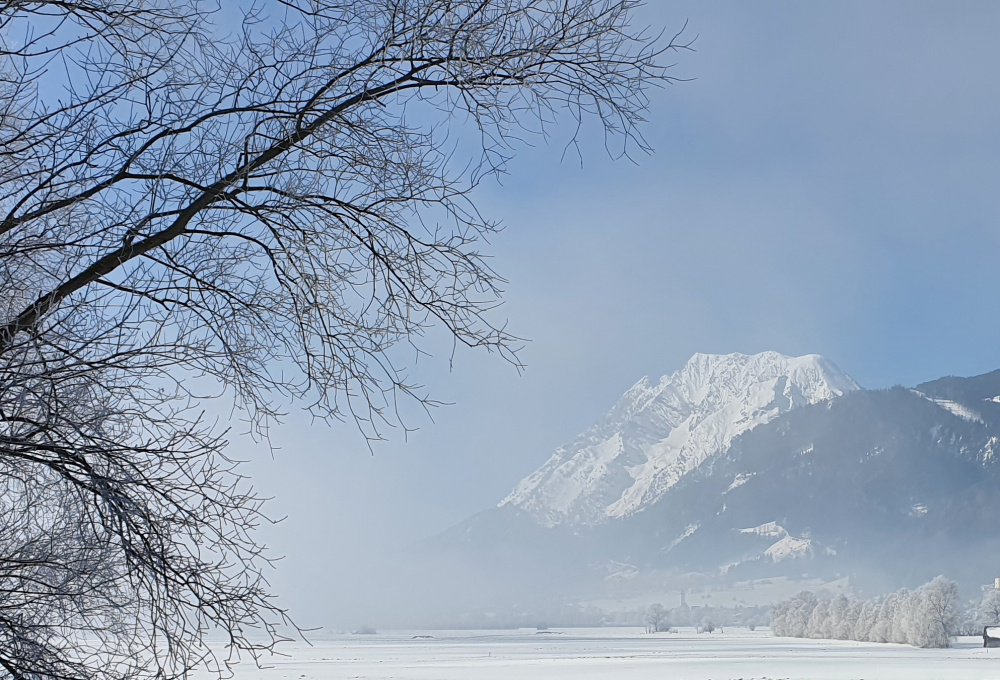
[238, 1, 1000, 625]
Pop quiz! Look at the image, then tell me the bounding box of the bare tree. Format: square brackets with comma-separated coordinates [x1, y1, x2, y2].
[0, 1, 683, 678]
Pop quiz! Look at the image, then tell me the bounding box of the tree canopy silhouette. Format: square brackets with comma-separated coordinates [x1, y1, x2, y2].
[0, 1, 683, 678]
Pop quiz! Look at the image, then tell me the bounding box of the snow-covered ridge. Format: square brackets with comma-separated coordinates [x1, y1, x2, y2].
[500, 351, 860, 527]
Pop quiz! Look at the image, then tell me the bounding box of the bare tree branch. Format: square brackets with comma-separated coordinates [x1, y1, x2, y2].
[0, 1, 684, 678]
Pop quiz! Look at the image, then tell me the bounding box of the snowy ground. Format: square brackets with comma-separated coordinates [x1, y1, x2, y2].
[205, 628, 1000, 680]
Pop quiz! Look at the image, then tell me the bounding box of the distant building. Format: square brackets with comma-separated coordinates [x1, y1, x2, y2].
[985, 626, 1000, 648]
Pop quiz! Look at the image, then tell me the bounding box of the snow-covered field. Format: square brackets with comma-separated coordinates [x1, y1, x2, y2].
[207, 627, 1000, 680]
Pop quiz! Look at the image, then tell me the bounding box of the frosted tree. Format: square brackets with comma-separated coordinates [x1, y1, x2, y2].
[888, 591, 910, 644]
[980, 589, 1000, 625]
[772, 577, 960, 648]
[807, 600, 830, 639]
[853, 599, 879, 642]
[868, 595, 894, 643]
[917, 576, 959, 647]
[770, 599, 792, 636]
[956, 599, 983, 636]
[842, 601, 864, 640]
[899, 590, 927, 647]
[773, 591, 817, 638]
[644, 603, 668, 633]
[826, 595, 851, 640]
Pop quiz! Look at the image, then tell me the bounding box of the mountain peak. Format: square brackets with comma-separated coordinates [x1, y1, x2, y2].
[668, 352, 858, 405]
[500, 352, 859, 527]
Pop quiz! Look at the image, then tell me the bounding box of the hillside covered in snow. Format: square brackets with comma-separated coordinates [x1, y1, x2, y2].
[500, 352, 859, 526]
[419, 356, 1000, 614]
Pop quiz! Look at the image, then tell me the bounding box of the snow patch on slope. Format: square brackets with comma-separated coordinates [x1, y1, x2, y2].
[668, 523, 700, 551]
[500, 352, 859, 527]
[766, 535, 813, 562]
[740, 521, 787, 539]
[732, 522, 813, 564]
[725, 473, 754, 493]
[604, 561, 639, 582]
[931, 399, 983, 423]
[911, 390, 984, 423]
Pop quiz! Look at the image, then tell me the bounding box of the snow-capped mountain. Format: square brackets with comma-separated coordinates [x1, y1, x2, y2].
[628, 376, 1000, 588]
[417, 364, 1000, 621]
[500, 352, 859, 526]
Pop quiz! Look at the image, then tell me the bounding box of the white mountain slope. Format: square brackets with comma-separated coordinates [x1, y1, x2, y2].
[500, 352, 860, 527]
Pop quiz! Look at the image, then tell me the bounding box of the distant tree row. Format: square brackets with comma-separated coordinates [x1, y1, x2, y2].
[951, 587, 1000, 636]
[771, 576, 960, 648]
[636, 602, 770, 633]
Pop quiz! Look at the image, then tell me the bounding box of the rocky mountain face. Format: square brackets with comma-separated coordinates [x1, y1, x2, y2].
[422, 357, 1000, 606]
[617, 381, 1000, 589]
[500, 352, 859, 526]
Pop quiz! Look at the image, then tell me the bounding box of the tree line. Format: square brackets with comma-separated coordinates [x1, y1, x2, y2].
[772, 576, 961, 648]
[638, 602, 770, 633]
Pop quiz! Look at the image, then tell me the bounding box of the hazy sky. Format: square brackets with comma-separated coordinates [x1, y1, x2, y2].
[236, 1, 1000, 627]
